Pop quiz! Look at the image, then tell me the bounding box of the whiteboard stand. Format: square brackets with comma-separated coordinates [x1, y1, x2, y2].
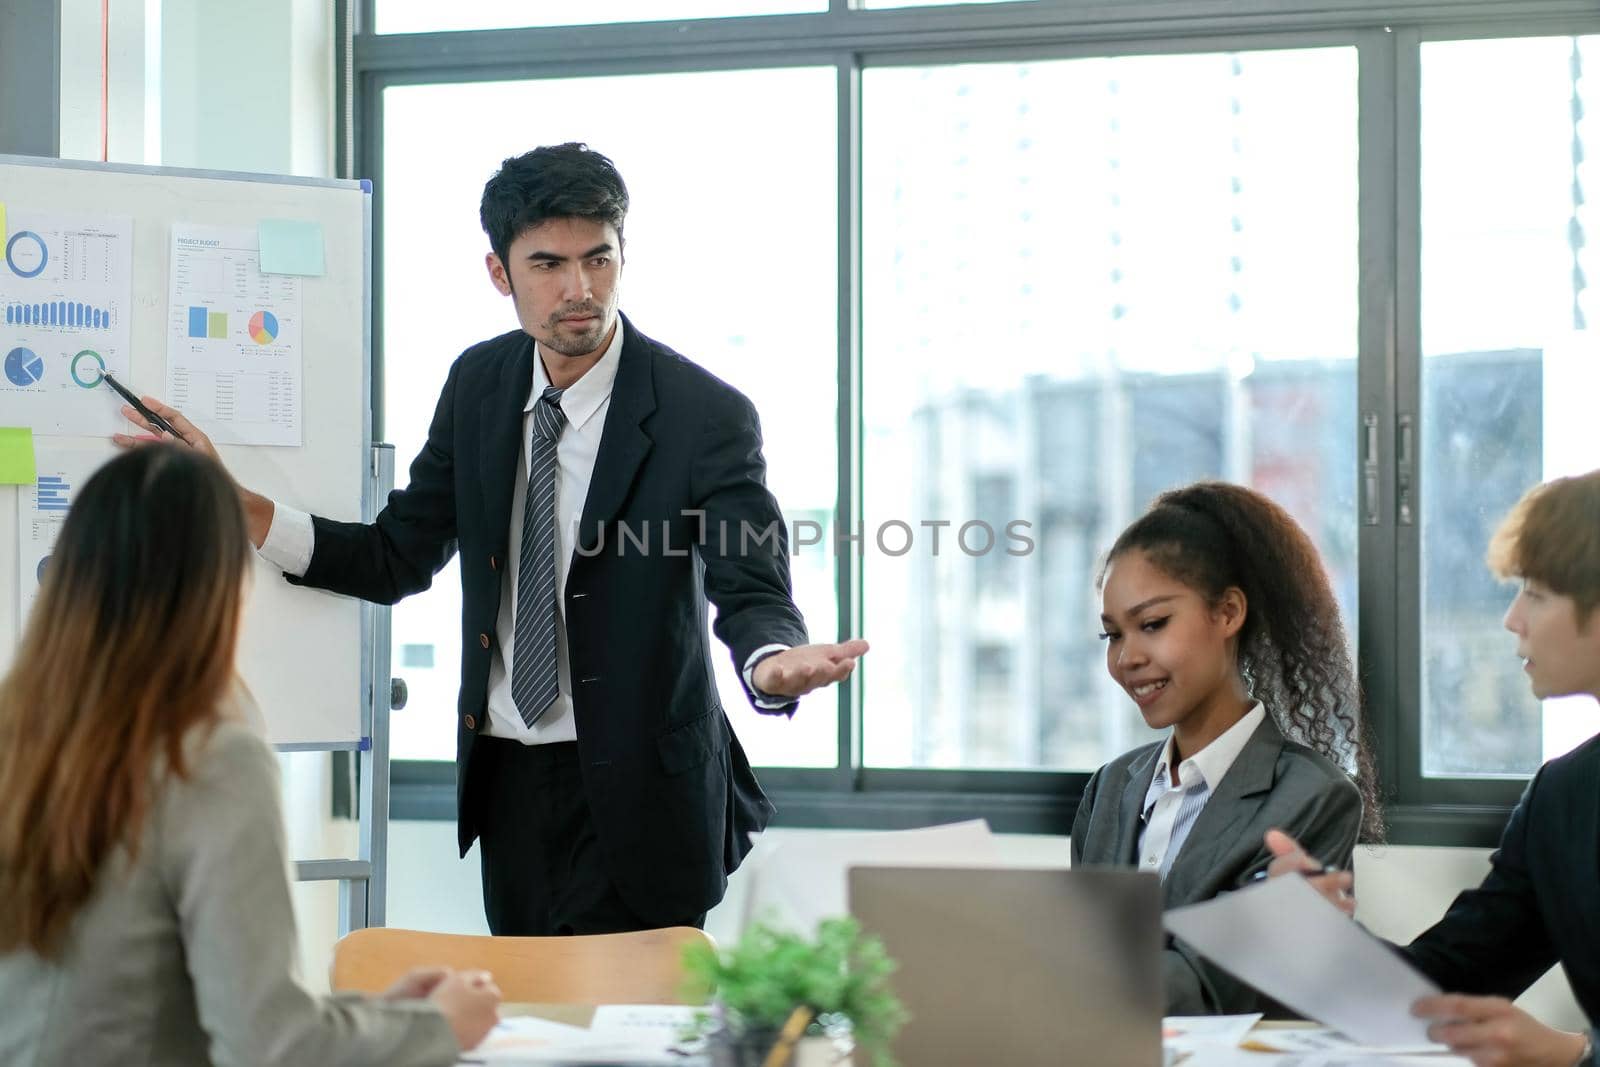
[294, 443, 396, 933]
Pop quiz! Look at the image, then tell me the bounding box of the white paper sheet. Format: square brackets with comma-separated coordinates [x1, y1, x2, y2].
[0, 209, 133, 436]
[588, 1003, 701, 1039]
[740, 819, 1003, 934]
[1163, 875, 1444, 1048]
[1178, 1051, 1470, 1067]
[1163, 1013, 1262, 1054]
[462, 1012, 704, 1065]
[1246, 1027, 1444, 1056]
[17, 442, 115, 623]
[166, 224, 303, 446]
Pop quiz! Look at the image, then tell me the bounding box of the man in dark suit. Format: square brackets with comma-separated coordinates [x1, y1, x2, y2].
[1266, 469, 1600, 1067]
[118, 143, 867, 936]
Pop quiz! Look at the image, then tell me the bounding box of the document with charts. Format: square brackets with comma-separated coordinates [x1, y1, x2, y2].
[17, 442, 114, 625]
[167, 224, 303, 446]
[0, 209, 133, 436]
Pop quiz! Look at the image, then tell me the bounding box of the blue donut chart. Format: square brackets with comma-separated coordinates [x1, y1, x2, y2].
[5, 231, 48, 279]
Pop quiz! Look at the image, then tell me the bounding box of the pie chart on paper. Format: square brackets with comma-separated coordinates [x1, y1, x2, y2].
[248, 310, 279, 345]
[4, 347, 45, 387]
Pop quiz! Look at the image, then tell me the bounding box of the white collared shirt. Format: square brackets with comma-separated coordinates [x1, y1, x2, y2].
[1136, 701, 1266, 880]
[259, 318, 789, 744]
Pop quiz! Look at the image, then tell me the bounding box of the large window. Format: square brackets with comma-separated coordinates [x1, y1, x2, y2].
[1419, 35, 1600, 778]
[861, 49, 1357, 770]
[356, 1, 1600, 842]
[373, 1, 824, 34]
[381, 69, 838, 767]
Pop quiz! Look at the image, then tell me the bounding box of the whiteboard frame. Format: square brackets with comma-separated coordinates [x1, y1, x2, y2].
[0, 154, 390, 930]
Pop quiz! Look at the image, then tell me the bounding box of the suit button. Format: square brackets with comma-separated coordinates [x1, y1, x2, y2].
[489, 554, 499, 571]
[464, 714, 476, 730]
[478, 633, 490, 648]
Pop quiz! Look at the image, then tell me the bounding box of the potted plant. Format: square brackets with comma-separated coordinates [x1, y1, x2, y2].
[682, 917, 908, 1067]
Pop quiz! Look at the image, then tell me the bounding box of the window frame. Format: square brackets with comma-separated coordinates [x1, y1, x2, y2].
[347, 0, 1600, 848]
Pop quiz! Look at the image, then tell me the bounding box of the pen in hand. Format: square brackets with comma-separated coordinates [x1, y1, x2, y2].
[101, 372, 181, 439]
[1249, 862, 1332, 884]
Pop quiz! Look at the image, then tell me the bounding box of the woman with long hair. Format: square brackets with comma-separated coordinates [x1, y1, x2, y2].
[0, 444, 500, 1065]
[1072, 481, 1378, 1014]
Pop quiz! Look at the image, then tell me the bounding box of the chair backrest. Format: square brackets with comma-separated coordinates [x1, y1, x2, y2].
[331, 926, 713, 1004]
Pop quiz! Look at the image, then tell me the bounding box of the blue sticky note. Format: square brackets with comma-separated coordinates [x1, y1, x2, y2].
[258, 218, 325, 276]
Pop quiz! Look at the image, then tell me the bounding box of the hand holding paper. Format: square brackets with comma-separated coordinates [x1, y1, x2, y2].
[1163, 872, 1442, 1048]
[1412, 994, 1591, 1067]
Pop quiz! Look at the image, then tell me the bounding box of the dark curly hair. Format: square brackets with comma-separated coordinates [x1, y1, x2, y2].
[479, 142, 629, 270]
[1100, 481, 1382, 839]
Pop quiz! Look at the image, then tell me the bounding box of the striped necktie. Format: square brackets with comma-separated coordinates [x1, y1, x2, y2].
[511, 385, 567, 727]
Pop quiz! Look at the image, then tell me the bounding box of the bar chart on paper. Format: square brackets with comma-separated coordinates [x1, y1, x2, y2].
[16, 444, 114, 623]
[167, 224, 303, 446]
[0, 210, 133, 436]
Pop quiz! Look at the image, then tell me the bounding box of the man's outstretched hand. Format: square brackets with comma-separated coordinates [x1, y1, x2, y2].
[111, 394, 220, 462]
[752, 639, 869, 699]
[111, 394, 274, 548]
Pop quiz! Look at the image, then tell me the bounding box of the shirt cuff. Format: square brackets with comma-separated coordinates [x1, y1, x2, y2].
[743, 644, 793, 710]
[257, 501, 314, 578]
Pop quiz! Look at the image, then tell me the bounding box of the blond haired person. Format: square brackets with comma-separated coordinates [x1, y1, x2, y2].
[1268, 469, 1600, 1067]
[0, 445, 500, 1066]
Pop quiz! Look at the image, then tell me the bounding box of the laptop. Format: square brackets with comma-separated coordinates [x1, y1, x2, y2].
[848, 866, 1164, 1067]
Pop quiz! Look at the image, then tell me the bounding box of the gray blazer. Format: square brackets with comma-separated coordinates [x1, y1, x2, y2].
[1071, 713, 1362, 1015]
[0, 715, 459, 1067]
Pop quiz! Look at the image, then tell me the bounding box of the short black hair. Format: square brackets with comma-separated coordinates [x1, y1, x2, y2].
[479, 143, 629, 268]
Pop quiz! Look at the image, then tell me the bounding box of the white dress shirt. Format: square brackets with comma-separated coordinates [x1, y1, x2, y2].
[258, 318, 790, 745]
[1136, 701, 1266, 880]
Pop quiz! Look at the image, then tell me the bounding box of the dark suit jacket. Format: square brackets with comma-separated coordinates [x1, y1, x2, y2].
[288, 314, 808, 923]
[1403, 733, 1600, 1026]
[1072, 714, 1363, 1015]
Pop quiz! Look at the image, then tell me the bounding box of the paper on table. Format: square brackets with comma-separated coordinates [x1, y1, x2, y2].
[463, 1013, 700, 1065]
[1163, 874, 1443, 1048]
[1178, 1050, 1470, 1067]
[1163, 1013, 1262, 1053]
[588, 1003, 701, 1037]
[740, 819, 1003, 934]
[1244, 1027, 1444, 1056]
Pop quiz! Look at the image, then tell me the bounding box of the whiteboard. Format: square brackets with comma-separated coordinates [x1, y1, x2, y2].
[0, 155, 370, 746]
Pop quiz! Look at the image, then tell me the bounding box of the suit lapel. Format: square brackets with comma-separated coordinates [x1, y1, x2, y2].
[1162, 716, 1284, 906]
[479, 338, 534, 551]
[1115, 745, 1164, 866]
[575, 316, 656, 554]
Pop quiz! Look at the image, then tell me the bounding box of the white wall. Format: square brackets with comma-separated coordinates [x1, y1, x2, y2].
[388, 821, 1586, 1030]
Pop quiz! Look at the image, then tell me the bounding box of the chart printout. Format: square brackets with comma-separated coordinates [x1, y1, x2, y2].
[168, 224, 303, 446]
[0, 210, 134, 436]
[18, 444, 114, 624]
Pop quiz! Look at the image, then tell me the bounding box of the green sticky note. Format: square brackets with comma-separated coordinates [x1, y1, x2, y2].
[0, 427, 36, 485]
[259, 218, 325, 276]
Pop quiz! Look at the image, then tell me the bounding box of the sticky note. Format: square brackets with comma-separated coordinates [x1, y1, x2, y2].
[0, 427, 36, 485]
[258, 218, 325, 276]
[0, 202, 7, 243]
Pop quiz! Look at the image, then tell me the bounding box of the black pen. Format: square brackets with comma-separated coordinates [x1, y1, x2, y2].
[1249, 863, 1332, 884]
[102, 372, 181, 439]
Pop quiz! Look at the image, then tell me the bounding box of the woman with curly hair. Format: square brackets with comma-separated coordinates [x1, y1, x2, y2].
[1072, 481, 1378, 1015]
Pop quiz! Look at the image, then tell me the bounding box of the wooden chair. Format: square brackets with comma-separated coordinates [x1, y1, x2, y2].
[330, 926, 713, 1005]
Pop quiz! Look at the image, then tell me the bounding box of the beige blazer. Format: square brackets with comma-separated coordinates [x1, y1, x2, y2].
[0, 711, 459, 1067]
